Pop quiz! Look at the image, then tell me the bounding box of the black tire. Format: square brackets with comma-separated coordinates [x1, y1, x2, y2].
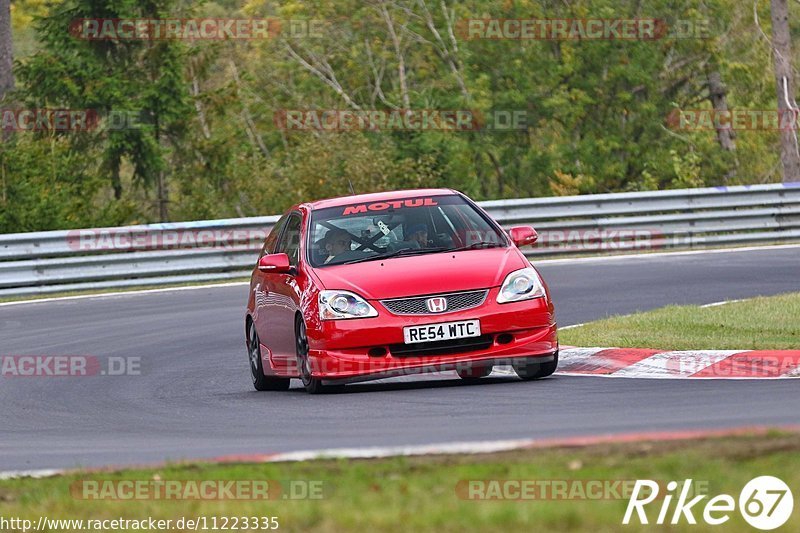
[247, 321, 290, 391]
[512, 352, 559, 380]
[456, 364, 493, 381]
[296, 317, 344, 394]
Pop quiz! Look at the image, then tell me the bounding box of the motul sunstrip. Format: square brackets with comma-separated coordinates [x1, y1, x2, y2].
[245, 189, 558, 393]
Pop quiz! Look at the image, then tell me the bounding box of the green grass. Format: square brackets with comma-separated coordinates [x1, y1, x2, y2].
[560, 292, 800, 350]
[1, 433, 799, 532]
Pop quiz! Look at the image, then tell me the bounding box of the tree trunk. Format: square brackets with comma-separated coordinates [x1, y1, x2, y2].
[707, 71, 736, 151]
[157, 169, 168, 221]
[154, 116, 169, 221]
[111, 159, 122, 200]
[229, 60, 270, 159]
[378, 0, 410, 109]
[0, 0, 13, 101]
[487, 151, 504, 196]
[189, 58, 211, 140]
[770, 0, 800, 183]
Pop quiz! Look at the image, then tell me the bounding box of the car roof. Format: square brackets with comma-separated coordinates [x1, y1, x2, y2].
[304, 188, 458, 210]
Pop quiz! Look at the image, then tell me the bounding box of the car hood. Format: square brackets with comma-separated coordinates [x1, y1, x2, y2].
[312, 247, 528, 299]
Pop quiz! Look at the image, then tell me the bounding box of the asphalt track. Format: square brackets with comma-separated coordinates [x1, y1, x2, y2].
[1, 246, 799, 471]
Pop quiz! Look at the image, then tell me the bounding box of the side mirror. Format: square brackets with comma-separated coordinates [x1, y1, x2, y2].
[258, 253, 292, 273]
[508, 226, 538, 247]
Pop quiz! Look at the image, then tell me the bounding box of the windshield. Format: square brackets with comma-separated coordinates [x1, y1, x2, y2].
[308, 194, 507, 267]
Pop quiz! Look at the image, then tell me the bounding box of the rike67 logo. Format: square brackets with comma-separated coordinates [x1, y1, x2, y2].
[623, 477, 793, 530]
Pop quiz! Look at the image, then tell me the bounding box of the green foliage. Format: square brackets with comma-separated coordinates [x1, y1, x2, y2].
[0, 134, 135, 232]
[1, 0, 792, 231]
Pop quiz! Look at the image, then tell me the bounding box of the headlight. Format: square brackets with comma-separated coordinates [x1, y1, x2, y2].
[319, 290, 378, 320]
[496, 267, 545, 303]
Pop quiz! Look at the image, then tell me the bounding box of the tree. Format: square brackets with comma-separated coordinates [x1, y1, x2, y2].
[16, 0, 192, 221]
[770, 0, 800, 183]
[0, 0, 13, 100]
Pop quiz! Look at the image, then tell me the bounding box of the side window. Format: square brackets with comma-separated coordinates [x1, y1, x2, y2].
[276, 214, 302, 267]
[259, 214, 289, 261]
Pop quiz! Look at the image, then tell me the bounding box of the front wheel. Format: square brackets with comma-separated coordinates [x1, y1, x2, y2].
[512, 352, 558, 380]
[296, 317, 344, 394]
[247, 322, 290, 391]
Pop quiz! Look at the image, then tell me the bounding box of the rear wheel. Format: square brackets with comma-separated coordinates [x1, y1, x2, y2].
[247, 322, 290, 391]
[296, 317, 344, 394]
[512, 352, 559, 380]
[456, 364, 493, 381]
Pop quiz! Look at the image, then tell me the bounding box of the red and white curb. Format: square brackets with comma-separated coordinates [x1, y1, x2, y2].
[0, 469, 63, 480]
[558, 347, 800, 378]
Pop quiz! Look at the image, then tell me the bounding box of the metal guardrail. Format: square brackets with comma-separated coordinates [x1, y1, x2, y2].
[1, 183, 798, 297]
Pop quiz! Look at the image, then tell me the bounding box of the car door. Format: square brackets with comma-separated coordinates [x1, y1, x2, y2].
[251, 214, 287, 367]
[262, 212, 303, 371]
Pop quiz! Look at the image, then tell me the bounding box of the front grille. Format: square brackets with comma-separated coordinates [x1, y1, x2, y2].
[390, 335, 494, 357]
[381, 289, 488, 315]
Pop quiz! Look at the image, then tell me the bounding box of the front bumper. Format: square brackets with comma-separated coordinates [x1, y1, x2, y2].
[306, 287, 557, 380]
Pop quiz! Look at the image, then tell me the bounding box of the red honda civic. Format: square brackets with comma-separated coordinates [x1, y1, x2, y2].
[244, 189, 558, 393]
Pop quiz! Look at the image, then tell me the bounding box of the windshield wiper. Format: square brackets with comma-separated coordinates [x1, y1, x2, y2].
[339, 246, 448, 265]
[336, 242, 501, 265]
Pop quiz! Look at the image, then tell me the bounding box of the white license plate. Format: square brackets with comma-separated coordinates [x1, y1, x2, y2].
[403, 319, 481, 344]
